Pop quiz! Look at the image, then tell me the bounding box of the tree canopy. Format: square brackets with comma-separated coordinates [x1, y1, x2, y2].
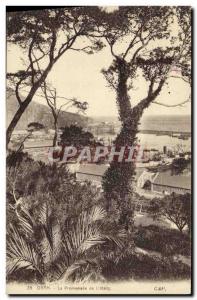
[148, 193, 191, 233]
[60, 125, 95, 147]
[100, 7, 191, 221]
[6, 7, 105, 146]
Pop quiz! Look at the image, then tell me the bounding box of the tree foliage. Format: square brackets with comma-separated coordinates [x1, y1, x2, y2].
[60, 125, 95, 147]
[6, 7, 104, 146]
[148, 193, 191, 233]
[134, 225, 191, 256]
[27, 122, 45, 131]
[99, 7, 191, 227]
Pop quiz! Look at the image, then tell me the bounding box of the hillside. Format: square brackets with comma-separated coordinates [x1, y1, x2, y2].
[6, 93, 89, 130]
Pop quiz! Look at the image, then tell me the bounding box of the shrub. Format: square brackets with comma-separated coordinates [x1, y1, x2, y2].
[6, 151, 126, 283]
[134, 225, 191, 256]
[101, 252, 191, 281]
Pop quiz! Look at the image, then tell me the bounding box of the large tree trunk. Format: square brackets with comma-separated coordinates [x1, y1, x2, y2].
[102, 59, 166, 231]
[102, 59, 142, 231]
[7, 96, 33, 148]
[102, 114, 140, 231]
[6, 64, 53, 148]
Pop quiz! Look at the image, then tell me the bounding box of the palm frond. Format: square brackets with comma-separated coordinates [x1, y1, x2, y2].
[88, 206, 107, 223]
[6, 225, 43, 277]
[16, 209, 34, 235]
[60, 259, 89, 281]
[38, 202, 49, 226]
[62, 206, 106, 256]
[57, 206, 125, 281]
[40, 222, 62, 265]
[103, 228, 127, 249]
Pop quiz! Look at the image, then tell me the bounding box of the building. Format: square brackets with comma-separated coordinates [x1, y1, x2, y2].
[142, 148, 160, 162]
[76, 163, 191, 195]
[76, 164, 109, 187]
[76, 164, 145, 188]
[151, 171, 191, 195]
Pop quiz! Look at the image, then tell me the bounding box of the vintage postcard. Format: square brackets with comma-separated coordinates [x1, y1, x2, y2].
[6, 6, 192, 295]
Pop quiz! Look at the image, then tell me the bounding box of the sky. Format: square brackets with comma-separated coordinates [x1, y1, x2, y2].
[7, 25, 191, 118]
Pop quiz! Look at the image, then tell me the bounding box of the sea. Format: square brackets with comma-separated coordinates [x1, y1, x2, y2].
[138, 115, 191, 152]
[93, 115, 191, 152]
[138, 115, 191, 133]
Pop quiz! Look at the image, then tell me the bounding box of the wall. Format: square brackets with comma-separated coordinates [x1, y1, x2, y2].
[152, 183, 190, 195]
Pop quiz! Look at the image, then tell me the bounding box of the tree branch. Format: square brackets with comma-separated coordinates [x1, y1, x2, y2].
[123, 26, 143, 59]
[57, 33, 79, 59]
[105, 37, 118, 59]
[153, 98, 190, 107]
[49, 30, 57, 63]
[15, 80, 23, 105]
[169, 74, 190, 84]
[28, 36, 36, 84]
[133, 77, 166, 114]
[123, 36, 140, 59]
[69, 45, 93, 53]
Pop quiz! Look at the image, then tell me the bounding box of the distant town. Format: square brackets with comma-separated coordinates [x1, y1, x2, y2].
[10, 115, 191, 207]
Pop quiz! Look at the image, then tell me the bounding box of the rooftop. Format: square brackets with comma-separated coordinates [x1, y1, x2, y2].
[153, 170, 191, 190]
[77, 164, 109, 177]
[77, 164, 145, 180]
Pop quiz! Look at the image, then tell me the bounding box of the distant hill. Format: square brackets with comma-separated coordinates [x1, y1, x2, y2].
[7, 93, 89, 130]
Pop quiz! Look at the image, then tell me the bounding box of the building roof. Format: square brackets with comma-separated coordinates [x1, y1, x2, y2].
[153, 170, 191, 190]
[77, 164, 144, 180]
[77, 164, 109, 177]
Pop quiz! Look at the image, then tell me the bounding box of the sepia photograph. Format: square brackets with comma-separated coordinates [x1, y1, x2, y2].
[6, 5, 192, 295]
